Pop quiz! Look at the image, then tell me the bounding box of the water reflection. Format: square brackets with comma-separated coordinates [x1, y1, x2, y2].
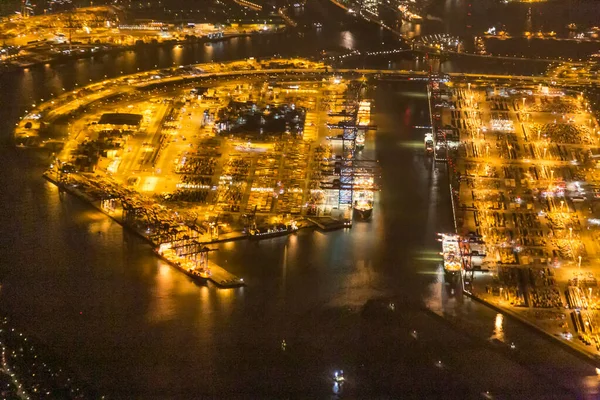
[339, 31, 356, 50]
[492, 313, 505, 342]
[148, 262, 176, 322]
[172, 45, 184, 66]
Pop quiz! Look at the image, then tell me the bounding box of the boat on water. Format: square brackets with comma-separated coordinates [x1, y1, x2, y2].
[333, 370, 345, 383]
[356, 132, 365, 149]
[438, 233, 462, 283]
[187, 267, 211, 283]
[248, 223, 298, 240]
[425, 132, 434, 154]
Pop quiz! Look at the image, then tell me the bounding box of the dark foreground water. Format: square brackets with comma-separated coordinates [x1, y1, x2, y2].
[1, 0, 600, 398]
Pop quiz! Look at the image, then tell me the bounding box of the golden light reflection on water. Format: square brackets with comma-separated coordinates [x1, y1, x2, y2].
[87, 217, 113, 234]
[339, 31, 356, 50]
[172, 45, 183, 65]
[492, 313, 505, 342]
[158, 262, 172, 278]
[286, 234, 298, 253]
[311, 230, 330, 254]
[423, 262, 445, 312]
[199, 285, 210, 302]
[329, 258, 385, 308]
[222, 240, 235, 250]
[147, 262, 176, 322]
[149, 261, 227, 322]
[73, 209, 114, 233]
[204, 42, 214, 60]
[217, 287, 234, 301]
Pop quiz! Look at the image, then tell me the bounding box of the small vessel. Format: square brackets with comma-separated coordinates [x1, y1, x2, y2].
[353, 190, 374, 221]
[333, 370, 345, 383]
[356, 131, 365, 149]
[248, 223, 298, 240]
[353, 200, 373, 220]
[567, 23, 578, 31]
[425, 132, 434, 154]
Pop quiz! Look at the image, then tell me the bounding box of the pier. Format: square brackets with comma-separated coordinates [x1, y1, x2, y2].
[307, 216, 351, 231]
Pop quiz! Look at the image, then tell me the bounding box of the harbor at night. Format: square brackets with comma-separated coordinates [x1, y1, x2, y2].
[2, 0, 600, 398]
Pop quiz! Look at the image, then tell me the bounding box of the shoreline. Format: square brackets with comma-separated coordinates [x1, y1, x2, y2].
[464, 289, 600, 367]
[432, 78, 600, 365]
[41, 169, 320, 288]
[0, 30, 285, 74]
[41, 172, 249, 288]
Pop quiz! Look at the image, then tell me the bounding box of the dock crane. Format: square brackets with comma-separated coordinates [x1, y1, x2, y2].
[168, 240, 218, 272]
[242, 205, 258, 232]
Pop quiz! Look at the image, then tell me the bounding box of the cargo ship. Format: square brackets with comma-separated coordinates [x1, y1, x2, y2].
[353, 201, 373, 220]
[356, 100, 370, 150]
[248, 223, 298, 240]
[154, 249, 210, 284]
[356, 131, 365, 149]
[438, 233, 462, 282]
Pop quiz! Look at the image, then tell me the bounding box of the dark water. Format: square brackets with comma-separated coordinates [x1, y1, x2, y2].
[398, 0, 600, 59]
[405, 0, 600, 37]
[1, 0, 599, 398]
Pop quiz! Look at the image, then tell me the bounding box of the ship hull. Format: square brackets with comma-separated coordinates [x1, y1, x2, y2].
[248, 228, 296, 240]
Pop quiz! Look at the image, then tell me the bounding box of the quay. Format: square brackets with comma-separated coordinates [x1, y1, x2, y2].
[431, 72, 600, 362]
[307, 216, 351, 231]
[208, 260, 245, 288]
[42, 172, 245, 289]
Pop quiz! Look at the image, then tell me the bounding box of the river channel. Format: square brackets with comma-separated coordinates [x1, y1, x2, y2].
[1, 0, 600, 398]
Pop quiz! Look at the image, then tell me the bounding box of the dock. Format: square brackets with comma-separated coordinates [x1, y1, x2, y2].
[208, 260, 245, 288]
[307, 217, 351, 231]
